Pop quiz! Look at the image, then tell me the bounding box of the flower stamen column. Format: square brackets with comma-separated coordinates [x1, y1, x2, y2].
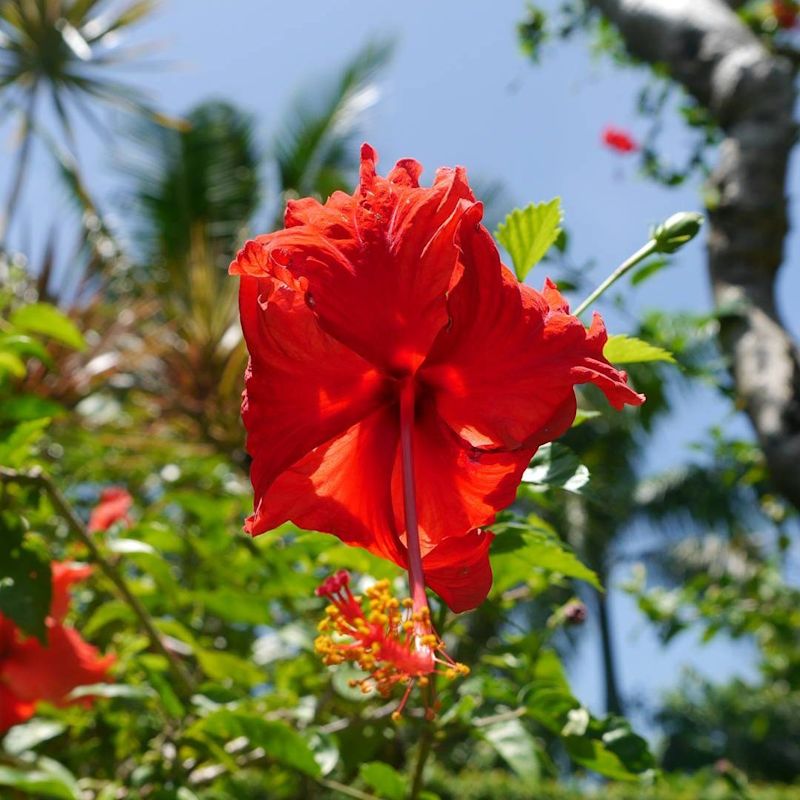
[399, 379, 430, 623]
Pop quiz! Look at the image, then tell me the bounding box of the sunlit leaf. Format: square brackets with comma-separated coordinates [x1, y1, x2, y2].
[187, 711, 321, 778]
[2, 721, 66, 756]
[10, 304, 86, 351]
[359, 761, 407, 800]
[522, 442, 590, 494]
[604, 334, 675, 364]
[494, 198, 562, 280]
[482, 718, 541, 785]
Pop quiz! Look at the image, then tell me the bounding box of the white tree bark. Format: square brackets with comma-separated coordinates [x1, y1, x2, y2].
[591, 0, 800, 510]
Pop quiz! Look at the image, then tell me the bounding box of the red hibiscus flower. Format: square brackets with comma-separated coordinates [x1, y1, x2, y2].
[773, 0, 798, 28]
[602, 126, 639, 154]
[230, 144, 643, 615]
[0, 563, 115, 732]
[88, 487, 133, 533]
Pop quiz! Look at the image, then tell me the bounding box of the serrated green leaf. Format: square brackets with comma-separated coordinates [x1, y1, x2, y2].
[0, 514, 52, 641]
[604, 334, 675, 364]
[187, 710, 321, 778]
[359, 761, 407, 800]
[495, 198, 562, 280]
[10, 303, 86, 351]
[492, 526, 600, 592]
[482, 718, 541, 785]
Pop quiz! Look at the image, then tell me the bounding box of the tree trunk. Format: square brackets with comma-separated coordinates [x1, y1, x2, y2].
[589, 0, 800, 511]
[594, 580, 623, 715]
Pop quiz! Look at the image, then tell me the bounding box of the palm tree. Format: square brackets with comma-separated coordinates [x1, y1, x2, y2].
[0, 0, 175, 245]
[120, 38, 394, 450]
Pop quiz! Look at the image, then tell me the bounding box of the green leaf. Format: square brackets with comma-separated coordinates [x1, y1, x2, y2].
[494, 198, 562, 281]
[630, 257, 668, 286]
[0, 350, 26, 377]
[0, 418, 51, 467]
[603, 334, 675, 364]
[0, 761, 79, 800]
[67, 683, 155, 700]
[571, 409, 601, 428]
[2, 720, 66, 756]
[0, 395, 64, 423]
[359, 761, 407, 800]
[492, 525, 601, 592]
[10, 303, 86, 351]
[196, 649, 265, 688]
[563, 736, 645, 781]
[0, 513, 52, 641]
[522, 443, 590, 494]
[187, 710, 321, 778]
[0, 333, 53, 366]
[482, 718, 541, 785]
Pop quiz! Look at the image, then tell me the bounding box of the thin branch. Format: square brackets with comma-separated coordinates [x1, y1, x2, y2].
[318, 778, 382, 800]
[0, 466, 197, 697]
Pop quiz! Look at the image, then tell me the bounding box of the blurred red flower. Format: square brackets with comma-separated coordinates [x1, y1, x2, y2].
[231, 144, 643, 612]
[88, 487, 133, 533]
[773, 0, 798, 28]
[602, 126, 639, 153]
[0, 563, 115, 732]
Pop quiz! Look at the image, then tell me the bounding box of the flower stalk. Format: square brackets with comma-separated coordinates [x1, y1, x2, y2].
[573, 211, 704, 318]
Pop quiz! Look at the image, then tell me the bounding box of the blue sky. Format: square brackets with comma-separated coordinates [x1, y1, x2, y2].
[4, 0, 797, 734]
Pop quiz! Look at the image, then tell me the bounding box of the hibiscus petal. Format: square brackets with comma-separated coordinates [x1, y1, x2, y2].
[250, 405, 406, 564]
[391, 399, 532, 553]
[3, 624, 114, 706]
[50, 562, 93, 622]
[88, 488, 133, 533]
[231, 144, 479, 374]
[422, 530, 494, 613]
[422, 223, 644, 450]
[0, 683, 35, 733]
[240, 276, 392, 527]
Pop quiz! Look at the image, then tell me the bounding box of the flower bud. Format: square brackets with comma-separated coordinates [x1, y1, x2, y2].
[564, 600, 588, 625]
[652, 212, 704, 254]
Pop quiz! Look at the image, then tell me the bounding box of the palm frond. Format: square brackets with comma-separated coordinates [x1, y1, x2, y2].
[274, 37, 394, 201]
[121, 100, 261, 273]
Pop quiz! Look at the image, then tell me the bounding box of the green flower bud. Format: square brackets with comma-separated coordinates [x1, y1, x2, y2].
[652, 211, 704, 254]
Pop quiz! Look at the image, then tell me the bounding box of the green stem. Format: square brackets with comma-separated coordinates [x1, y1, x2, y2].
[572, 239, 657, 319]
[409, 720, 434, 800]
[0, 466, 197, 698]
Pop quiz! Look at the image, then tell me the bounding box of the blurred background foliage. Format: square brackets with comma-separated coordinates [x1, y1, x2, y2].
[1, 1, 799, 799]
